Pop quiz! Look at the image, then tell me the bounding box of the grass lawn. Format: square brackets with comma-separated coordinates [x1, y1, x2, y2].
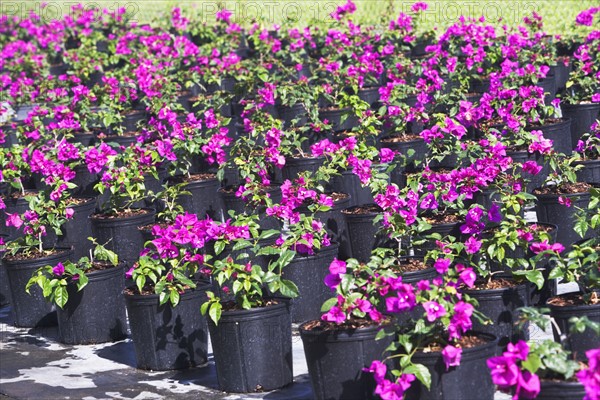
[2, 0, 597, 34]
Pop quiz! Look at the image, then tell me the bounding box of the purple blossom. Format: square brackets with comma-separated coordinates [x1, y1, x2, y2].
[321, 305, 346, 324]
[442, 345, 462, 370]
[423, 300, 446, 322]
[576, 348, 600, 400]
[52, 263, 65, 276]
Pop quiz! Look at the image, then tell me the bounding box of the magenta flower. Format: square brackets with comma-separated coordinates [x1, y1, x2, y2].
[464, 236, 482, 254]
[576, 348, 600, 400]
[558, 196, 572, 207]
[52, 263, 65, 276]
[487, 355, 520, 390]
[506, 340, 530, 361]
[488, 204, 502, 223]
[423, 301, 446, 322]
[216, 8, 232, 23]
[514, 371, 540, 399]
[442, 345, 462, 370]
[5, 213, 23, 229]
[522, 161, 542, 175]
[434, 258, 451, 274]
[321, 305, 346, 324]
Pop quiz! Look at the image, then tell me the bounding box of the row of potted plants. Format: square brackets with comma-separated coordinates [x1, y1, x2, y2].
[1, 1, 599, 399]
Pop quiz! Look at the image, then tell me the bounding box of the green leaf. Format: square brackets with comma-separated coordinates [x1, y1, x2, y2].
[279, 279, 299, 298]
[522, 353, 541, 374]
[404, 364, 431, 389]
[169, 289, 180, 307]
[214, 240, 226, 256]
[525, 269, 544, 290]
[55, 286, 68, 309]
[209, 302, 222, 325]
[320, 297, 338, 312]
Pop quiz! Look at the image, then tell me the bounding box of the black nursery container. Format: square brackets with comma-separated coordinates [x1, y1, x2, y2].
[464, 282, 530, 349]
[282, 243, 339, 323]
[404, 333, 498, 400]
[173, 175, 222, 220]
[526, 118, 572, 156]
[535, 186, 593, 250]
[90, 208, 156, 267]
[299, 321, 393, 400]
[57, 263, 127, 344]
[50, 197, 96, 261]
[208, 300, 293, 393]
[343, 205, 390, 263]
[561, 102, 600, 149]
[575, 159, 600, 184]
[125, 282, 210, 370]
[280, 156, 325, 183]
[0, 234, 9, 307]
[548, 296, 600, 362]
[4, 247, 73, 327]
[507, 150, 549, 194]
[318, 107, 359, 132]
[536, 380, 586, 400]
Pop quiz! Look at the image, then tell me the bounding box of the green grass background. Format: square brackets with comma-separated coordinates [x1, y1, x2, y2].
[3, 1, 598, 34]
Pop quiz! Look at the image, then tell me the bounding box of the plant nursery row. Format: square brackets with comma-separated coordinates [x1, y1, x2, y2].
[0, 2, 599, 399]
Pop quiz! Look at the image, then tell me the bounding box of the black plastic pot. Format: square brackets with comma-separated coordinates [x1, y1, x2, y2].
[4, 247, 73, 327]
[125, 282, 210, 370]
[71, 164, 99, 196]
[51, 197, 96, 261]
[219, 185, 282, 231]
[464, 282, 529, 349]
[282, 244, 340, 323]
[469, 78, 490, 94]
[404, 333, 498, 400]
[381, 136, 427, 174]
[526, 118, 572, 156]
[0, 234, 9, 307]
[507, 150, 549, 194]
[174, 175, 222, 220]
[548, 295, 600, 362]
[300, 321, 393, 400]
[552, 59, 572, 93]
[561, 102, 600, 149]
[575, 159, 600, 183]
[0, 192, 35, 240]
[358, 86, 381, 107]
[343, 205, 390, 263]
[413, 219, 464, 256]
[330, 170, 374, 207]
[119, 110, 146, 133]
[319, 107, 359, 132]
[537, 379, 586, 399]
[280, 156, 326, 183]
[90, 208, 156, 267]
[208, 300, 293, 393]
[57, 263, 127, 344]
[535, 187, 592, 250]
[277, 103, 308, 128]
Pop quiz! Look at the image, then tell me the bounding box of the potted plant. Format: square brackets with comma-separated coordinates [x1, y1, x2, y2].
[365, 261, 498, 400]
[126, 212, 213, 370]
[487, 338, 594, 399]
[26, 239, 127, 344]
[574, 124, 600, 182]
[201, 216, 299, 393]
[300, 256, 394, 400]
[90, 144, 158, 267]
[2, 188, 74, 327]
